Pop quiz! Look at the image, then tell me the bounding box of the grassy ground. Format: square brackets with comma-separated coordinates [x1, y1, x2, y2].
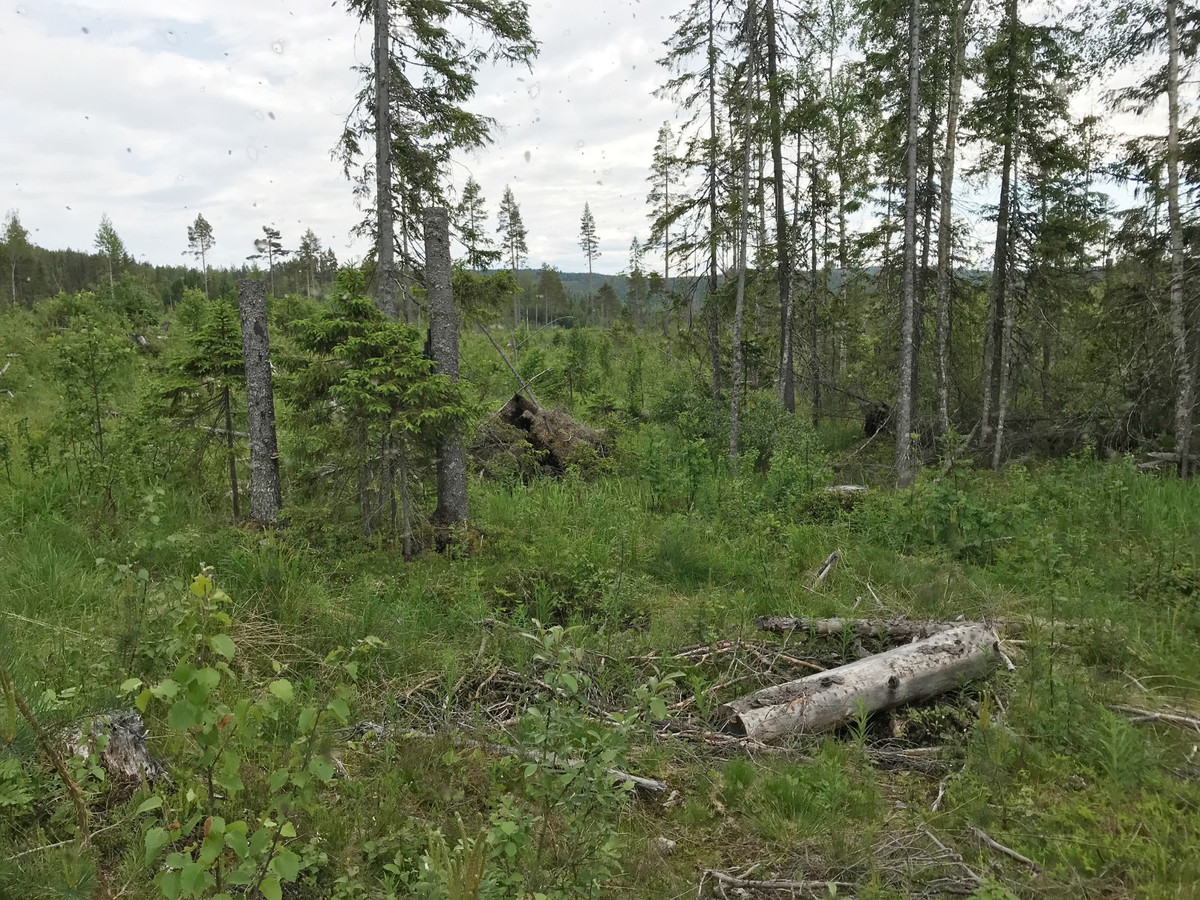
[2, 303, 1199, 898]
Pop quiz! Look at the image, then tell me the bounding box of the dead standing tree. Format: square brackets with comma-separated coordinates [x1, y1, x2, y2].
[238, 279, 282, 526]
[425, 207, 469, 531]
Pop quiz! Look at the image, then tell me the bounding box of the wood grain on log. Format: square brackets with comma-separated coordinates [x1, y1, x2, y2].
[720, 624, 1001, 742]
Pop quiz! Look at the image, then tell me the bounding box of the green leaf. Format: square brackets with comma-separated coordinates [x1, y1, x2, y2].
[120, 678, 143, 693]
[198, 832, 225, 866]
[259, 876, 282, 900]
[209, 634, 236, 660]
[308, 755, 335, 783]
[279, 821, 296, 838]
[272, 846, 301, 881]
[136, 795, 163, 815]
[158, 869, 181, 900]
[150, 679, 179, 700]
[248, 827, 271, 856]
[297, 706, 318, 733]
[326, 698, 350, 723]
[187, 667, 221, 702]
[167, 700, 201, 731]
[225, 830, 249, 859]
[145, 826, 170, 864]
[268, 768, 290, 793]
[136, 688, 152, 713]
[179, 860, 208, 897]
[268, 679, 294, 703]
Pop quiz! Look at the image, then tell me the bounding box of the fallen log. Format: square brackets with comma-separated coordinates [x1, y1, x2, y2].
[700, 869, 854, 898]
[719, 624, 1002, 742]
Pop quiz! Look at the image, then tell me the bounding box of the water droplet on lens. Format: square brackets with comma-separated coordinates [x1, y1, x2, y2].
[165, 29, 178, 44]
[271, 40, 284, 53]
[526, 83, 540, 99]
[80, 26, 89, 34]
[575, 141, 585, 150]
[523, 150, 531, 162]
[246, 146, 259, 162]
[254, 110, 265, 121]
[268, 111, 275, 120]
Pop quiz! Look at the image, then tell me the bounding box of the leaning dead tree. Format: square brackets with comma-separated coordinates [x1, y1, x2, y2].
[719, 624, 1002, 742]
[425, 207, 469, 528]
[238, 278, 281, 525]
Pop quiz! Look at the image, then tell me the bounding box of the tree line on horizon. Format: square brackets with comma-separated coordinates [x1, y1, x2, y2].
[3, 0, 1198, 481]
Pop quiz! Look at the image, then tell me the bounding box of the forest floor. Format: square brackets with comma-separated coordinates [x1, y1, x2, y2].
[2, 311, 1200, 899]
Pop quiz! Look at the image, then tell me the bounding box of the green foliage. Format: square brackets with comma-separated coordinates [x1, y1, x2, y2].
[124, 568, 373, 900]
[287, 268, 472, 540]
[49, 304, 134, 465]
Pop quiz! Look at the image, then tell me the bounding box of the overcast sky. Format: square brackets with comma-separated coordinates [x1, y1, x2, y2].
[0, 1, 1166, 277]
[1, 0, 684, 275]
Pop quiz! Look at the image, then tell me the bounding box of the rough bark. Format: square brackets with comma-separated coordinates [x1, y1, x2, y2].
[719, 624, 1001, 741]
[991, 285, 1016, 469]
[425, 207, 469, 527]
[1168, 0, 1195, 478]
[981, 0, 1018, 445]
[936, 0, 973, 433]
[895, 0, 922, 488]
[237, 279, 281, 526]
[223, 384, 240, 522]
[765, 0, 795, 413]
[374, 0, 398, 319]
[810, 137, 822, 426]
[730, 15, 755, 463]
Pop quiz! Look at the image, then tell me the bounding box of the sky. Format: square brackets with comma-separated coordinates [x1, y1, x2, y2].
[0, 0, 682, 275]
[0, 1, 1167, 278]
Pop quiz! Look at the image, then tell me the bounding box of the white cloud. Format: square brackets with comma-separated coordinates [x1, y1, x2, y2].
[0, 0, 1170, 279]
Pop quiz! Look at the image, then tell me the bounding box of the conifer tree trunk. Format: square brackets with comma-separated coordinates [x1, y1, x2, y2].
[810, 137, 822, 426]
[374, 0, 398, 320]
[765, 0, 795, 413]
[981, 0, 1018, 445]
[730, 11, 756, 463]
[223, 384, 240, 522]
[992, 290, 1016, 469]
[706, 0, 719, 340]
[1168, 0, 1195, 477]
[936, 0, 973, 434]
[237, 279, 281, 525]
[425, 207, 469, 528]
[896, 0, 921, 488]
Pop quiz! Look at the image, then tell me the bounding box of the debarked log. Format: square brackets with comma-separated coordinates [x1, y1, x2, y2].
[718, 624, 1001, 742]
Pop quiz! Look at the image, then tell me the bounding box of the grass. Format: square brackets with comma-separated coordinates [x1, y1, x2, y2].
[1, 302, 1199, 897]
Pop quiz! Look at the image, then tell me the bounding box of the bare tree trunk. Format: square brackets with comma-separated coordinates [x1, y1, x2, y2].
[425, 207, 469, 528]
[374, 0, 398, 320]
[810, 137, 822, 426]
[895, 0, 921, 488]
[1168, 0, 1195, 478]
[398, 443, 413, 559]
[223, 384, 240, 522]
[706, 0, 719, 344]
[982, 0, 1018, 445]
[730, 13, 756, 463]
[936, 0, 973, 434]
[237, 279, 281, 525]
[766, 0, 795, 413]
[359, 424, 374, 538]
[991, 290, 1016, 469]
